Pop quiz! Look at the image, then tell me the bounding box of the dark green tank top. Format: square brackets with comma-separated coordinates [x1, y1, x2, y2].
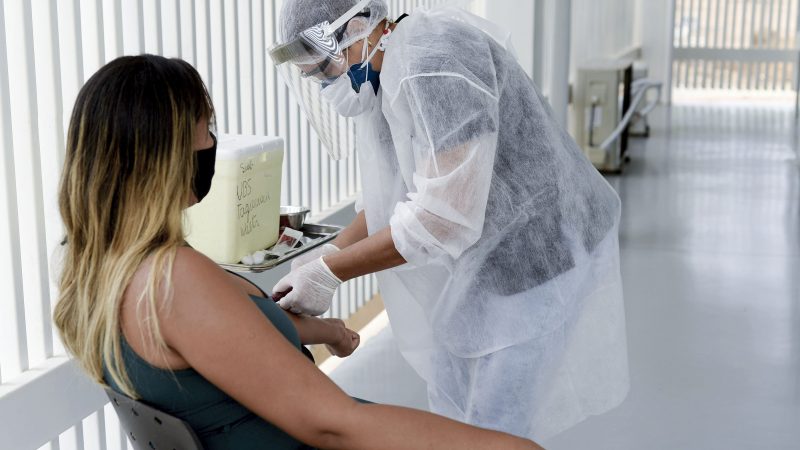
[105, 295, 314, 450]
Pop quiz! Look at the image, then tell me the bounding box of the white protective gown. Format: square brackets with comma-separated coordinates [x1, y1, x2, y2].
[355, 7, 630, 440]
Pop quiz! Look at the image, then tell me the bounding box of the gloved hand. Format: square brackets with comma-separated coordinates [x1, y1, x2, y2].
[290, 243, 340, 271]
[273, 257, 342, 315]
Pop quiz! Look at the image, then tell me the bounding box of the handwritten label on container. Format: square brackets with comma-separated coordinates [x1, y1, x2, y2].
[236, 158, 270, 237]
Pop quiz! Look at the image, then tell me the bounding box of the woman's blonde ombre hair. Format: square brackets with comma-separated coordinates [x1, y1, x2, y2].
[53, 55, 214, 398]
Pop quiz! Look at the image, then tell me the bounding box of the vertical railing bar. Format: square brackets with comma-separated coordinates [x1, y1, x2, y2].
[699, 0, 710, 88]
[762, 0, 774, 91]
[332, 285, 339, 319]
[677, 0, 685, 48]
[220, 1, 229, 132]
[135, 0, 145, 53]
[349, 279, 356, 317]
[120, 423, 128, 450]
[75, 420, 86, 450]
[155, 0, 164, 54]
[189, 0, 197, 64]
[365, 274, 371, 303]
[72, 0, 86, 84]
[726, 0, 737, 49]
[233, 0, 242, 134]
[94, 0, 106, 64]
[270, 0, 280, 138]
[793, 0, 799, 92]
[685, 0, 693, 88]
[252, 0, 264, 135]
[713, 0, 722, 48]
[300, 109, 308, 208]
[176, 0, 184, 58]
[775, 0, 784, 53]
[96, 408, 107, 450]
[728, 0, 744, 89]
[248, 0, 257, 134]
[361, 277, 367, 309]
[703, 0, 719, 89]
[47, 0, 66, 168]
[113, 0, 124, 56]
[743, 0, 752, 49]
[748, 0, 758, 89]
[783, 0, 794, 51]
[702, 0, 714, 88]
[308, 122, 314, 209]
[722, 0, 733, 89]
[335, 117, 342, 204]
[738, 0, 749, 89]
[354, 130, 361, 194]
[253, 0, 263, 135]
[348, 142, 354, 197]
[21, 0, 55, 360]
[712, 0, 723, 89]
[0, 0, 30, 380]
[295, 105, 303, 205]
[266, 1, 276, 138]
[532, 0, 544, 88]
[204, 0, 212, 93]
[683, 0, 694, 86]
[771, 0, 784, 89]
[318, 139, 324, 212]
[691, 0, 700, 48]
[763, 0, 773, 50]
[321, 128, 330, 210]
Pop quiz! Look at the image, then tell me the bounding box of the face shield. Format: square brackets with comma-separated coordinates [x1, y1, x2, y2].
[269, 0, 382, 160]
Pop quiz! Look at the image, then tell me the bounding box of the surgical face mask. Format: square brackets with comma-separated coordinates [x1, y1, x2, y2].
[321, 72, 378, 117]
[193, 132, 217, 203]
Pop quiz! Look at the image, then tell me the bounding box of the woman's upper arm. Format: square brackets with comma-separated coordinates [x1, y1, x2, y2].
[161, 248, 358, 446]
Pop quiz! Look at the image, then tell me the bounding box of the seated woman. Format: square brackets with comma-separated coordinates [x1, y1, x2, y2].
[52, 54, 542, 450]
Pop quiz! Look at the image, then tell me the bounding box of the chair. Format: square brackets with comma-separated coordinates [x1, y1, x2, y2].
[105, 387, 204, 450]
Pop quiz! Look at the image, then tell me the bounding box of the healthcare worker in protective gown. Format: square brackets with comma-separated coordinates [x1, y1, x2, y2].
[269, 0, 630, 441]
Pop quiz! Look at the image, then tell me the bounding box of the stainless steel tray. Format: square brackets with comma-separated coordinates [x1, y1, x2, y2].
[219, 223, 342, 273]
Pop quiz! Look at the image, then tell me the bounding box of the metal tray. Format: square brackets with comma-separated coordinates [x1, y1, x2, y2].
[219, 223, 342, 273]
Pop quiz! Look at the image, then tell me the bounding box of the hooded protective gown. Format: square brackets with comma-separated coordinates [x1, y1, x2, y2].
[348, 6, 630, 441]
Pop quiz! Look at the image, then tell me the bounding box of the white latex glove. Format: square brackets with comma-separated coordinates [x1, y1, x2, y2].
[290, 243, 340, 271]
[273, 257, 342, 316]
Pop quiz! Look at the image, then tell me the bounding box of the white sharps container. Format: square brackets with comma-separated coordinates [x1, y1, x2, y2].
[185, 135, 284, 264]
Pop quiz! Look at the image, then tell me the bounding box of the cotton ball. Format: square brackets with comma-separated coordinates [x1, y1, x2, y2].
[253, 250, 267, 264]
[241, 254, 255, 265]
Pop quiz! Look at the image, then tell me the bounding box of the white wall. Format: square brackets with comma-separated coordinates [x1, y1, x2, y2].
[479, 0, 571, 124]
[638, 0, 674, 101]
[571, 0, 642, 76]
[482, 0, 536, 78]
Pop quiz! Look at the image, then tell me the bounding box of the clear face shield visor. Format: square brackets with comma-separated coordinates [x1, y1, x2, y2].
[269, 0, 376, 160]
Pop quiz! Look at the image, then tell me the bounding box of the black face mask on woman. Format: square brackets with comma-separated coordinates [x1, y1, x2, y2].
[193, 132, 217, 203]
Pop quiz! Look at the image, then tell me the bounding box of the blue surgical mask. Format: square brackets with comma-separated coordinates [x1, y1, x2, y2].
[347, 62, 380, 95]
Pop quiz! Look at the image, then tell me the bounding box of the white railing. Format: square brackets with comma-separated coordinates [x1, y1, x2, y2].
[673, 0, 800, 92]
[0, 1, 456, 449]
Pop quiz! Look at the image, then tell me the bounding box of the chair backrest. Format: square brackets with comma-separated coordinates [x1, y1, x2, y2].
[105, 387, 204, 450]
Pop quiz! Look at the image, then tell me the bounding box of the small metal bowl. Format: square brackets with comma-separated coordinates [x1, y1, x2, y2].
[279, 206, 310, 231]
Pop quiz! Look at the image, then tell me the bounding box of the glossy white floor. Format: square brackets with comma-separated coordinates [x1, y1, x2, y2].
[327, 102, 800, 450]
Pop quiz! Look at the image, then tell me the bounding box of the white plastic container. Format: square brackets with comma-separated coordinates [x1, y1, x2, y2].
[185, 135, 284, 264]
